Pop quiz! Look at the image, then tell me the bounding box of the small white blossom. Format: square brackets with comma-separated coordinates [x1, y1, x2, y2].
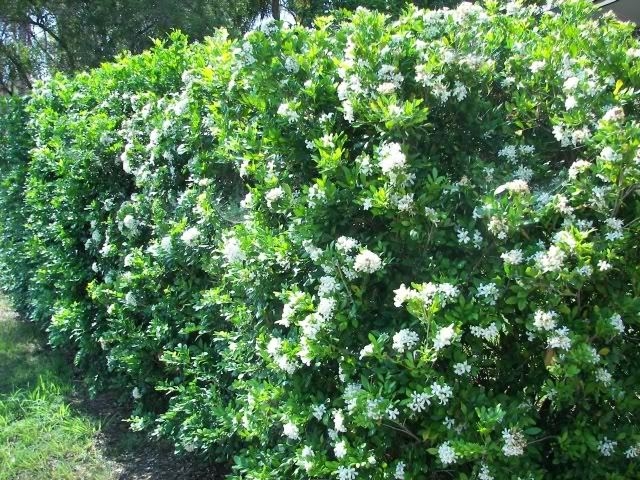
[457, 228, 471, 245]
[625, 444, 640, 459]
[431, 382, 453, 405]
[379, 142, 407, 175]
[359, 344, 374, 359]
[394, 461, 406, 479]
[533, 310, 558, 331]
[610, 313, 624, 334]
[181, 227, 200, 245]
[222, 236, 245, 264]
[311, 404, 326, 420]
[598, 438, 617, 457]
[283, 421, 300, 440]
[598, 260, 612, 272]
[336, 236, 359, 253]
[265, 187, 284, 208]
[596, 368, 613, 386]
[478, 464, 494, 480]
[502, 428, 526, 456]
[353, 250, 383, 274]
[568, 159, 591, 179]
[529, 60, 546, 73]
[438, 442, 458, 465]
[476, 283, 499, 305]
[453, 361, 471, 376]
[392, 329, 420, 353]
[470, 323, 500, 342]
[433, 324, 456, 351]
[501, 249, 524, 265]
[334, 441, 347, 459]
[408, 391, 431, 413]
[565, 96, 577, 110]
[336, 466, 357, 480]
[547, 327, 572, 350]
[601, 106, 624, 123]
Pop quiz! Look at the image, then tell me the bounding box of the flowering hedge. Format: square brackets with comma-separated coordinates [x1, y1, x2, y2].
[1, 1, 640, 478]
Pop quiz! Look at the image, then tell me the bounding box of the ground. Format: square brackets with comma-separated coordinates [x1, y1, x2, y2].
[0, 295, 221, 480]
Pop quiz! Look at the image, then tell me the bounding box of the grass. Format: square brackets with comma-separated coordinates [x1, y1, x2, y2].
[0, 296, 117, 480]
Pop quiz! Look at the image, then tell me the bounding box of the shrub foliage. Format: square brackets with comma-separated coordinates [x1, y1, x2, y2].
[1, 1, 640, 478]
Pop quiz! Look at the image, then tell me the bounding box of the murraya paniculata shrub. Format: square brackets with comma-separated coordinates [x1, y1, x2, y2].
[0, 1, 639, 478]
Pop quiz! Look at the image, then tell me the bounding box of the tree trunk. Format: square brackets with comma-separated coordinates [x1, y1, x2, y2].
[271, 0, 280, 20]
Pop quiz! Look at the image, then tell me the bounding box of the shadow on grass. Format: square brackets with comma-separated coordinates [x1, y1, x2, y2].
[0, 297, 223, 480]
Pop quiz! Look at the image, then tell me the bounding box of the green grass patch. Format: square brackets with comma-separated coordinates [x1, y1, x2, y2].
[0, 296, 116, 480]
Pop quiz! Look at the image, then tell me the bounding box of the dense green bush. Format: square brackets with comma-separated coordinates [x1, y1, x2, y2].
[1, 1, 640, 478]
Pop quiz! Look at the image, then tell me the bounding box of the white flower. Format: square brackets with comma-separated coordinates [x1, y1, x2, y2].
[495, 179, 529, 195]
[123, 214, 138, 231]
[565, 96, 577, 110]
[283, 421, 300, 440]
[457, 228, 471, 244]
[438, 442, 458, 465]
[529, 60, 546, 73]
[536, 245, 566, 273]
[311, 404, 326, 420]
[160, 236, 172, 252]
[301, 446, 314, 458]
[601, 106, 624, 123]
[547, 327, 572, 350]
[336, 236, 359, 253]
[552, 125, 571, 147]
[334, 441, 347, 459]
[132, 387, 142, 399]
[533, 310, 558, 331]
[392, 329, 420, 353]
[336, 466, 357, 480]
[266, 337, 282, 357]
[600, 146, 621, 163]
[625, 444, 640, 459]
[610, 313, 624, 334]
[353, 250, 382, 274]
[627, 47, 640, 58]
[317, 297, 336, 319]
[379, 142, 407, 174]
[598, 438, 617, 456]
[563, 76, 579, 91]
[333, 409, 346, 433]
[478, 463, 494, 480]
[359, 344, 374, 359]
[223, 236, 245, 264]
[265, 187, 284, 208]
[598, 260, 612, 271]
[501, 249, 524, 265]
[394, 461, 405, 479]
[386, 406, 400, 420]
[431, 382, 453, 405]
[433, 324, 456, 351]
[124, 291, 137, 307]
[181, 227, 200, 245]
[596, 368, 613, 386]
[408, 391, 431, 413]
[502, 428, 526, 456]
[476, 283, 499, 305]
[571, 127, 591, 145]
[284, 56, 299, 73]
[453, 361, 471, 375]
[470, 323, 500, 342]
[568, 159, 591, 179]
[277, 102, 299, 123]
[393, 283, 417, 307]
[396, 193, 414, 212]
